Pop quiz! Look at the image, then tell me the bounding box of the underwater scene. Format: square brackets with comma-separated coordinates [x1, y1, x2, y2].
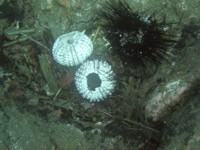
[0, 0, 200, 149]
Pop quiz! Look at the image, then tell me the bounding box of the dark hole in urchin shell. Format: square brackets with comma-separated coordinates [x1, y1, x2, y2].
[87, 73, 102, 91]
[99, 0, 176, 73]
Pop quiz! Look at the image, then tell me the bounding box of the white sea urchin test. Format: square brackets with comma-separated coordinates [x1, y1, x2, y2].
[75, 60, 116, 102]
[52, 31, 93, 66]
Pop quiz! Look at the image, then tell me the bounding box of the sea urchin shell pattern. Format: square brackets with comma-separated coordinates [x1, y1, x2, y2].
[52, 31, 93, 66]
[75, 60, 116, 102]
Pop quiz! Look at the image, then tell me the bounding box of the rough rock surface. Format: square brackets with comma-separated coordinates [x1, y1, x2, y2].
[0, 106, 85, 150]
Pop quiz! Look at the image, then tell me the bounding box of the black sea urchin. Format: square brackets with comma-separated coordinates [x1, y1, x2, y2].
[100, 0, 175, 68]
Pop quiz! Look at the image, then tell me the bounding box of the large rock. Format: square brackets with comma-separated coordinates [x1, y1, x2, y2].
[159, 83, 200, 150]
[0, 106, 85, 150]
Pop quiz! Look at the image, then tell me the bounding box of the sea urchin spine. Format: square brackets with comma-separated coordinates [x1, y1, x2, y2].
[100, 0, 176, 68]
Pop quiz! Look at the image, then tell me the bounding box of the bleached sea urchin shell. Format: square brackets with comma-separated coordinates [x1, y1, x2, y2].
[52, 31, 93, 66]
[75, 60, 116, 102]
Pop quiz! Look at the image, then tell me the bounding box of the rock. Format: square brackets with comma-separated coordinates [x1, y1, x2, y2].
[159, 90, 200, 150]
[49, 123, 85, 150]
[145, 79, 190, 121]
[6, 108, 53, 150]
[0, 106, 85, 150]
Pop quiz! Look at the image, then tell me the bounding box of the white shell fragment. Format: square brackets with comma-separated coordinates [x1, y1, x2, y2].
[75, 60, 116, 102]
[52, 31, 93, 66]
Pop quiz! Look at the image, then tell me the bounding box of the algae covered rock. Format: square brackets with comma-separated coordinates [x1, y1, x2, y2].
[6, 108, 53, 150]
[0, 106, 86, 150]
[49, 123, 85, 150]
[159, 89, 200, 150]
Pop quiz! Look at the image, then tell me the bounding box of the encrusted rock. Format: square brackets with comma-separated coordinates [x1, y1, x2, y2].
[145, 79, 190, 121]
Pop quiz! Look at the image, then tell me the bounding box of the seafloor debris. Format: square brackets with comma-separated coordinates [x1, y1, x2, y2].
[38, 54, 59, 95]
